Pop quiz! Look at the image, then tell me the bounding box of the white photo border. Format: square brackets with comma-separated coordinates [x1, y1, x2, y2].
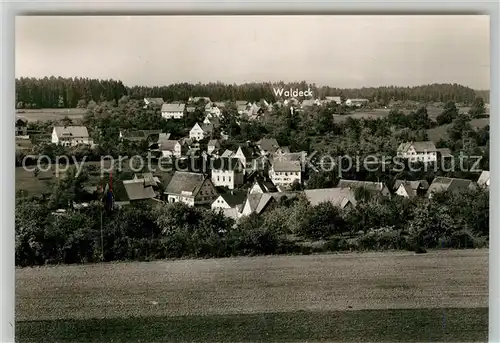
[2, 1, 498, 342]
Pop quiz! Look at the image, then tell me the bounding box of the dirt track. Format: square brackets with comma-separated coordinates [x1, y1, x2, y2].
[16, 250, 488, 321]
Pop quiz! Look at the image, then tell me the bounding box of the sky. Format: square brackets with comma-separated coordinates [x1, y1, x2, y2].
[15, 15, 490, 89]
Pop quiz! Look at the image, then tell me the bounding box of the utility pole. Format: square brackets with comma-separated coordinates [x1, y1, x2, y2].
[100, 205, 104, 261]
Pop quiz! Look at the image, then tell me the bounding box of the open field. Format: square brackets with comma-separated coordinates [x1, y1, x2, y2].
[427, 117, 489, 143]
[16, 108, 86, 122]
[16, 249, 488, 342]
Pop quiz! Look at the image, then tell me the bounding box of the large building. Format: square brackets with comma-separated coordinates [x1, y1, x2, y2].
[397, 141, 438, 163]
[51, 126, 92, 147]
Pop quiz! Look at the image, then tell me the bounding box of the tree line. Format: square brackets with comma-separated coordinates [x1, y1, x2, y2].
[15, 183, 488, 267]
[16, 77, 488, 109]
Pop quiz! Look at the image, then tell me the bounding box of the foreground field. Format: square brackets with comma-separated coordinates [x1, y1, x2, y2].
[16, 250, 488, 342]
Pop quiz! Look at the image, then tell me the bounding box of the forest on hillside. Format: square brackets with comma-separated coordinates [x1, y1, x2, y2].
[15, 77, 489, 109]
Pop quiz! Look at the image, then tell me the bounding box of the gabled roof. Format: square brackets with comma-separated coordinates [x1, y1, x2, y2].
[272, 160, 301, 172]
[337, 179, 387, 193]
[53, 126, 89, 138]
[16, 116, 28, 125]
[397, 141, 437, 153]
[133, 173, 161, 187]
[219, 192, 247, 208]
[122, 179, 157, 201]
[393, 179, 429, 191]
[159, 139, 181, 151]
[477, 171, 490, 187]
[161, 103, 186, 113]
[252, 177, 279, 193]
[221, 149, 235, 158]
[165, 172, 208, 195]
[235, 100, 248, 106]
[303, 188, 356, 208]
[213, 102, 226, 107]
[257, 138, 279, 152]
[427, 177, 475, 194]
[397, 183, 416, 198]
[144, 98, 164, 106]
[202, 123, 214, 133]
[237, 145, 256, 160]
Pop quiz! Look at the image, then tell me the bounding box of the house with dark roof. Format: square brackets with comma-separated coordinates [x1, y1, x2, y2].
[120, 130, 162, 145]
[164, 171, 218, 206]
[427, 177, 476, 198]
[51, 126, 91, 146]
[393, 180, 429, 198]
[397, 141, 437, 163]
[16, 116, 28, 137]
[234, 145, 259, 172]
[337, 179, 391, 197]
[303, 188, 356, 209]
[211, 191, 246, 212]
[161, 103, 186, 119]
[210, 157, 244, 190]
[240, 192, 300, 216]
[248, 175, 279, 194]
[122, 179, 158, 202]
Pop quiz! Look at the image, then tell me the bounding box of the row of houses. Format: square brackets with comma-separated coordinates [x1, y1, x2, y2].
[118, 170, 490, 221]
[145, 96, 370, 121]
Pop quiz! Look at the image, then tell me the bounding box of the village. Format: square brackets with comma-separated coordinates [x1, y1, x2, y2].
[15, 93, 490, 223]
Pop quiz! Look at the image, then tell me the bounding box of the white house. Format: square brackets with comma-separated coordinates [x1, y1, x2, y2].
[393, 180, 429, 198]
[159, 139, 186, 158]
[211, 192, 246, 211]
[52, 126, 91, 146]
[477, 171, 490, 189]
[211, 157, 245, 190]
[161, 103, 185, 119]
[269, 160, 302, 189]
[397, 141, 437, 163]
[325, 96, 342, 105]
[164, 171, 218, 206]
[345, 98, 369, 107]
[189, 123, 208, 141]
[248, 177, 278, 194]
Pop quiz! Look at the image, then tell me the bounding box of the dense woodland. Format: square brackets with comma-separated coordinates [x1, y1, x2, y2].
[15, 77, 489, 109]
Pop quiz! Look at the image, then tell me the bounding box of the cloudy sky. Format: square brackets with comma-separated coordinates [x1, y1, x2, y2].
[16, 15, 490, 89]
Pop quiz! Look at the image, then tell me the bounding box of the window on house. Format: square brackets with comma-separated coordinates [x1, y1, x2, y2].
[217, 176, 220, 181]
[228, 176, 231, 182]
[223, 176, 225, 182]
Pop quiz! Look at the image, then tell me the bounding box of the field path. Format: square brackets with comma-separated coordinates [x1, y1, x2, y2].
[16, 250, 488, 321]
